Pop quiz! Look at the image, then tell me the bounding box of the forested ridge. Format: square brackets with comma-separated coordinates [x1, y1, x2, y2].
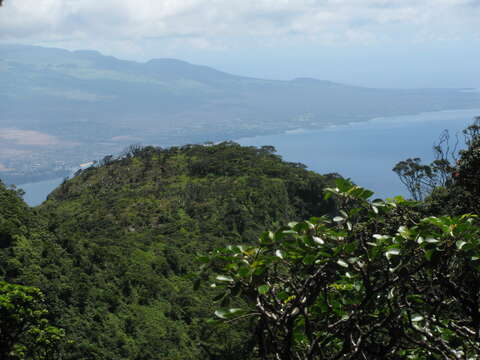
[0, 119, 480, 359]
[0, 143, 337, 359]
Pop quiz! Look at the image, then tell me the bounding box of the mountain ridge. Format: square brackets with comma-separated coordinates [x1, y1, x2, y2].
[1, 44, 480, 185]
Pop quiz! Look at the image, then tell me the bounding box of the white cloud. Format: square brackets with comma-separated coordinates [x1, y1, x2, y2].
[0, 0, 478, 57]
[0, 128, 59, 146]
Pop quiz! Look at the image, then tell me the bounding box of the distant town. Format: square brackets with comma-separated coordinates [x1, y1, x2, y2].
[0, 145, 101, 185]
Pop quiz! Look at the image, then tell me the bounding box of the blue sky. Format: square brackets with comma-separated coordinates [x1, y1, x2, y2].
[1, 0, 479, 88]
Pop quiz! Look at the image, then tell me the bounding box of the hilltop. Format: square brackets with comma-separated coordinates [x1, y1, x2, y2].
[0, 143, 338, 359]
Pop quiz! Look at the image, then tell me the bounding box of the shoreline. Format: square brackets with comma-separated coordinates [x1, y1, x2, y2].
[10, 107, 480, 187]
[1, 171, 70, 187]
[237, 107, 480, 143]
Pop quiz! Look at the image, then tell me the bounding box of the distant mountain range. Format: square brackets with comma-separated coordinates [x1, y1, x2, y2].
[1, 44, 480, 184]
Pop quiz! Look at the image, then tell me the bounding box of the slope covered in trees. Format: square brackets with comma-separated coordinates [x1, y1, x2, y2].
[1, 143, 338, 359]
[0, 182, 68, 359]
[1, 119, 480, 359]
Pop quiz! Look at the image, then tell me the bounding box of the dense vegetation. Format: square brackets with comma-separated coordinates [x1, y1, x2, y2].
[202, 118, 480, 359]
[0, 143, 337, 359]
[0, 281, 65, 360]
[204, 179, 480, 359]
[1, 118, 479, 359]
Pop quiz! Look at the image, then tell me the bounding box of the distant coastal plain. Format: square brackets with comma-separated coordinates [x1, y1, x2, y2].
[2, 45, 480, 187]
[19, 108, 480, 206]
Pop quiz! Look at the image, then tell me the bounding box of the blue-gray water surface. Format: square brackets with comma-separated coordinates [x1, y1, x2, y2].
[238, 108, 480, 199]
[20, 177, 65, 207]
[19, 108, 480, 206]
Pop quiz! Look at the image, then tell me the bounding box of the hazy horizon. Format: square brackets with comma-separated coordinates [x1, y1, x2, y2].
[2, 42, 480, 90]
[1, 0, 479, 89]
[2, 0, 480, 187]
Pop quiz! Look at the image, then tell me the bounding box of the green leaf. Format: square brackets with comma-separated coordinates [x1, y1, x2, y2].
[335, 178, 354, 192]
[303, 254, 317, 265]
[424, 249, 434, 261]
[197, 256, 210, 263]
[214, 308, 244, 320]
[385, 248, 400, 260]
[214, 309, 229, 319]
[216, 275, 234, 283]
[313, 236, 324, 245]
[258, 285, 270, 295]
[456, 240, 467, 250]
[397, 226, 411, 239]
[337, 259, 349, 268]
[317, 251, 332, 258]
[268, 231, 275, 241]
[412, 315, 424, 322]
[259, 232, 271, 245]
[277, 291, 289, 301]
[238, 266, 251, 278]
[373, 234, 390, 241]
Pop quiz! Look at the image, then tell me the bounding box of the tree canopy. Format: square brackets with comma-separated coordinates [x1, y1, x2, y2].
[1, 143, 337, 359]
[0, 117, 479, 359]
[0, 281, 65, 360]
[202, 178, 480, 359]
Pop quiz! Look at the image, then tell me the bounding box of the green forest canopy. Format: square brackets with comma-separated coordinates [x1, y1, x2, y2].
[0, 117, 479, 359]
[0, 143, 337, 359]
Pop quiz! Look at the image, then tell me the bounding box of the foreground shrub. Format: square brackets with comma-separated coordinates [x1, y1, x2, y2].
[201, 179, 480, 359]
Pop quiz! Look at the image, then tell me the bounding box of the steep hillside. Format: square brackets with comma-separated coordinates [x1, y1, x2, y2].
[0, 181, 64, 285]
[1, 143, 338, 359]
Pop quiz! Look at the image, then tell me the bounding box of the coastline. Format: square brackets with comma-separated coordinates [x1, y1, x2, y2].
[233, 107, 480, 145]
[236, 107, 480, 199]
[13, 107, 480, 206]
[0, 170, 71, 187]
[258, 107, 480, 140]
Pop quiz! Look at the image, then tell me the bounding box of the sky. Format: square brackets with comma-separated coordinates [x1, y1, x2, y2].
[1, 0, 479, 88]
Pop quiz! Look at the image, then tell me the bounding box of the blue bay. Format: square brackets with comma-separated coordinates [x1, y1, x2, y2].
[238, 109, 480, 199]
[20, 177, 65, 207]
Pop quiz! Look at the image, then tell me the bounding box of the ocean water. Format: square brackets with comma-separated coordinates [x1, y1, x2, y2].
[238, 108, 480, 199]
[19, 177, 65, 206]
[19, 108, 480, 206]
